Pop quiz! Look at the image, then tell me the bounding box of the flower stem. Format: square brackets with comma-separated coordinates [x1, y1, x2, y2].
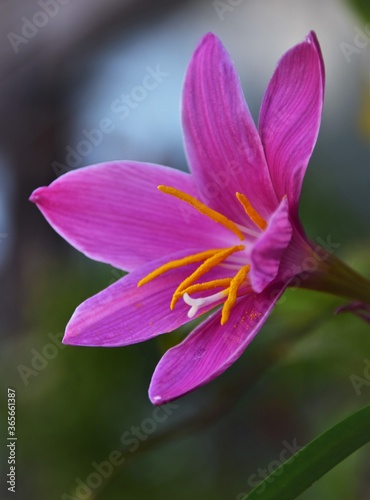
[300, 249, 370, 305]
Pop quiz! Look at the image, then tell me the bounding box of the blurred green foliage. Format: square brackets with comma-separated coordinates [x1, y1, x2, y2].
[1, 244, 370, 499]
[346, 0, 370, 20]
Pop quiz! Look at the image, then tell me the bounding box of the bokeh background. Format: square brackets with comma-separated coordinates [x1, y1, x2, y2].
[0, 0, 369, 499]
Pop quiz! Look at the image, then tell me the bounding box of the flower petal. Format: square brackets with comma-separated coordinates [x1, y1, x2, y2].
[63, 249, 233, 347]
[149, 284, 286, 404]
[259, 31, 325, 215]
[182, 33, 277, 223]
[250, 196, 292, 293]
[30, 161, 232, 271]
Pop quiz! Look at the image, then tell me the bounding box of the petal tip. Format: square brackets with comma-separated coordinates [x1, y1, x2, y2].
[149, 392, 164, 406]
[62, 327, 80, 346]
[29, 186, 47, 205]
[305, 30, 325, 93]
[201, 31, 217, 42]
[196, 32, 221, 52]
[306, 30, 319, 45]
[149, 379, 173, 406]
[61, 335, 72, 346]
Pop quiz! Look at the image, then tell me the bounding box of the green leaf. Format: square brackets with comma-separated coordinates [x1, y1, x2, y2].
[243, 403, 370, 499]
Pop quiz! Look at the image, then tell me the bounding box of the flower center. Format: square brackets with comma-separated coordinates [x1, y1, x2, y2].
[138, 185, 267, 324]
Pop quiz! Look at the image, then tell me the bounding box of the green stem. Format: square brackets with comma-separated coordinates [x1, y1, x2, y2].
[300, 250, 370, 305]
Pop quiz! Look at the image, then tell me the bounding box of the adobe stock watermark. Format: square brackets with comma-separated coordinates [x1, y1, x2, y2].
[52, 65, 169, 177]
[60, 403, 179, 500]
[17, 332, 65, 386]
[340, 23, 370, 63]
[213, 0, 245, 21]
[236, 439, 302, 498]
[350, 359, 370, 396]
[7, 0, 72, 54]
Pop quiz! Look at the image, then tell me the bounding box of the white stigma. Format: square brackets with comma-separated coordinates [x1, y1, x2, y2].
[183, 290, 227, 318]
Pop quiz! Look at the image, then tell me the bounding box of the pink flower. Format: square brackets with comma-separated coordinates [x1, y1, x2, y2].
[30, 32, 325, 404]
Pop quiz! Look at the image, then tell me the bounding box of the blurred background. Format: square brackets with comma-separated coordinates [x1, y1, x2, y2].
[0, 0, 369, 498]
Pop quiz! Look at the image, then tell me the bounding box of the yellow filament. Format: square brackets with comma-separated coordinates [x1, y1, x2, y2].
[170, 245, 245, 309]
[221, 265, 250, 325]
[138, 248, 225, 287]
[158, 185, 245, 241]
[236, 192, 267, 231]
[179, 278, 233, 297]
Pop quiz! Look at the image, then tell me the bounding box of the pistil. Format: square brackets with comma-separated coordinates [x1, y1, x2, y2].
[183, 290, 229, 318]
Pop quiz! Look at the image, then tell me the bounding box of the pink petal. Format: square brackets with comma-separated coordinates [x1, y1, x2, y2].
[30, 161, 232, 272]
[259, 31, 325, 216]
[182, 33, 277, 225]
[276, 230, 316, 284]
[149, 284, 286, 404]
[63, 249, 233, 347]
[250, 196, 293, 293]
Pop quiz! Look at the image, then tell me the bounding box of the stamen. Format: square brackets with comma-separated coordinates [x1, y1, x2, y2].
[183, 290, 229, 319]
[180, 278, 233, 297]
[138, 248, 225, 287]
[170, 245, 245, 309]
[236, 192, 267, 231]
[158, 185, 245, 241]
[221, 265, 250, 325]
